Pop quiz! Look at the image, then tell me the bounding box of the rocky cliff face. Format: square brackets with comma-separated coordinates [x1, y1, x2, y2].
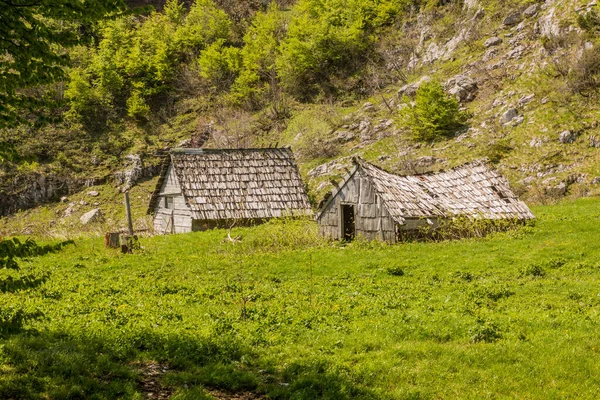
[295, 0, 600, 203]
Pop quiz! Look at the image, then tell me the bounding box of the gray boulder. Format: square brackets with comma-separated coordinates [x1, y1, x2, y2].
[445, 75, 478, 102]
[335, 131, 355, 143]
[518, 94, 535, 106]
[546, 182, 568, 197]
[80, 208, 102, 225]
[503, 12, 522, 26]
[558, 130, 577, 144]
[398, 76, 430, 97]
[87, 190, 99, 197]
[501, 108, 519, 125]
[523, 4, 539, 17]
[484, 37, 503, 48]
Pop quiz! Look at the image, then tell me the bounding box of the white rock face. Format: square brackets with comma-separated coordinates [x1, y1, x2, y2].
[463, 0, 479, 10]
[87, 190, 99, 197]
[80, 208, 102, 225]
[538, 7, 560, 37]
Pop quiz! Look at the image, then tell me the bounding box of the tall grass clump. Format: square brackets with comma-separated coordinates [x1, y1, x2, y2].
[418, 215, 530, 241]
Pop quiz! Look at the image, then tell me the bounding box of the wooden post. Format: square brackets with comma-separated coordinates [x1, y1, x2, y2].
[104, 232, 120, 249]
[124, 192, 134, 235]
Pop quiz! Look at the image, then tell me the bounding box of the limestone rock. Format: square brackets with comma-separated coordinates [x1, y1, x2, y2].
[63, 203, 78, 218]
[398, 76, 430, 97]
[307, 157, 351, 179]
[415, 156, 438, 168]
[87, 190, 99, 197]
[445, 74, 478, 102]
[529, 138, 543, 148]
[115, 154, 144, 193]
[60, 196, 69, 203]
[335, 131, 355, 143]
[80, 208, 102, 225]
[501, 108, 519, 125]
[589, 135, 600, 148]
[518, 94, 535, 106]
[523, 4, 538, 17]
[592, 177, 600, 185]
[503, 12, 522, 26]
[492, 98, 504, 108]
[505, 45, 525, 60]
[512, 116, 525, 126]
[484, 37, 503, 48]
[546, 182, 567, 197]
[538, 7, 560, 37]
[558, 130, 577, 144]
[463, 0, 479, 10]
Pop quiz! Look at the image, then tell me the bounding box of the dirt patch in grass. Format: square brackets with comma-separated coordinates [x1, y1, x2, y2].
[207, 389, 266, 400]
[135, 361, 174, 400]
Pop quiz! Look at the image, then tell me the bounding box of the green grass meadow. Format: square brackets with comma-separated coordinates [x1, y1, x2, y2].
[2, 198, 600, 399]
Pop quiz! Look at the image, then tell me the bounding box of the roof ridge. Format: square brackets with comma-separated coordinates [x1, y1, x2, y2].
[353, 156, 492, 178]
[171, 147, 292, 154]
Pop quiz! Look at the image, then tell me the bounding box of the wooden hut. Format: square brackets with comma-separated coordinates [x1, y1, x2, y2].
[316, 157, 534, 242]
[148, 148, 312, 234]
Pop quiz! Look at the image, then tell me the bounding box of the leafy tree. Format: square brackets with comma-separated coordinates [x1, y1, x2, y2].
[0, 0, 130, 127]
[401, 81, 469, 142]
[276, 0, 402, 100]
[198, 40, 242, 91]
[173, 0, 232, 57]
[64, 0, 233, 124]
[230, 3, 287, 107]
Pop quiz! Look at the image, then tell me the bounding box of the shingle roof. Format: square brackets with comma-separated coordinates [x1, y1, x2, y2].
[320, 158, 534, 223]
[150, 148, 312, 220]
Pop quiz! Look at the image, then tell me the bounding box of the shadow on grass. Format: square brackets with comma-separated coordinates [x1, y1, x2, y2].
[0, 330, 383, 400]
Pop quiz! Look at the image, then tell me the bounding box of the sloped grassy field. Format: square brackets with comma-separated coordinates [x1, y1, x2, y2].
[2, 199, 600, 399]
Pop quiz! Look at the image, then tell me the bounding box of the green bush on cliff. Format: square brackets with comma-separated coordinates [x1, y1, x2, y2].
[401, 80, 469, 142]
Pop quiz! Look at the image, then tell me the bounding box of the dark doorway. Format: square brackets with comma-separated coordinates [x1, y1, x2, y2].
[341, 204, 356, 241]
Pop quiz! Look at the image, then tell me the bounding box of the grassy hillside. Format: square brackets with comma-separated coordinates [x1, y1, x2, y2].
[2, 198, 600, 398]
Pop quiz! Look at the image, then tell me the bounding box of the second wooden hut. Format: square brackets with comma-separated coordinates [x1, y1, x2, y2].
[316, 157, 534, 242]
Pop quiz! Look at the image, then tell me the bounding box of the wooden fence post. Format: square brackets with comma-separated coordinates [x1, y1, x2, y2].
[124, 192, 134, 236]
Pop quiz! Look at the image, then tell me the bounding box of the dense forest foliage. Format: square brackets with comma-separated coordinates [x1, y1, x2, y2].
[1, 0, 439, 176]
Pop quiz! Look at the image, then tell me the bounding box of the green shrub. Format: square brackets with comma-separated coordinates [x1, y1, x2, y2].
[386, 266, 405, 276]
[418, 215, 521, 241]
[482, 140, 513, 164]
[568, 47, 600, 97]
[577, 9, 600, 34]
[400, 80, 469, 142]
[520, 263, 546, 278]
[469, 320, 502, 343]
